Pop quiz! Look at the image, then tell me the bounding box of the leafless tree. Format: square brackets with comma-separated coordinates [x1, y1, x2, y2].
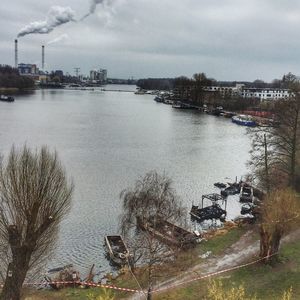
[248, 76, 300, 191]
[119, 171, 186, 299]
[120, 171, 186, 236]
[0, 146, 73, 300]
[259, 189, 300, 262]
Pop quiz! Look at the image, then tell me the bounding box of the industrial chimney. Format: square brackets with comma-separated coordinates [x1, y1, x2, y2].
[14, 39, 18, 69]
[42, 45, 45, 70]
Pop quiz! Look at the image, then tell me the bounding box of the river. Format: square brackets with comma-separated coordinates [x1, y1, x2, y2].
[0, 85, 251, 275]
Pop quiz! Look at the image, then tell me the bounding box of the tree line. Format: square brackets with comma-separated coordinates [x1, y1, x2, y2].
[0, 65, 34, 89]
[248, 72, 300, 261]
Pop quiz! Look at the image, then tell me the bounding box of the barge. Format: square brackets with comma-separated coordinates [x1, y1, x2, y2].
[137, 216, 200, 248]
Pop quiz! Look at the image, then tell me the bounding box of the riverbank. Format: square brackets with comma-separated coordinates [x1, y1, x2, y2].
[0, 87, 19, 93]
[21, 224, 248, 299]
[19, 226, 300, 299]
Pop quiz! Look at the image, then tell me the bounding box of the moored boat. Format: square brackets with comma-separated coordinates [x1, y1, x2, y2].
[232, 115, 256, 127]
[239, 185, 254, 203]
[154, 96, 163, 103]
[104, 235, 130, 266]
[0, 95, 14, 102]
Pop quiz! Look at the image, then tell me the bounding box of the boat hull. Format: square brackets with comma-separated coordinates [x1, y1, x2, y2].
[232, 115, 256, 127]
[104, 235, 129, 266]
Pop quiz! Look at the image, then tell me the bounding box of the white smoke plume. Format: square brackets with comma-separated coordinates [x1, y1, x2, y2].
[47, 34, 70, 45]
[81, 0, 106, 20]
[18, 6, 76, 38]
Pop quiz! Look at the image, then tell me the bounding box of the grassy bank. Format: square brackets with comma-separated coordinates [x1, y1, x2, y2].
[155, 238, 300, 299]
[20, 226, 300, 299]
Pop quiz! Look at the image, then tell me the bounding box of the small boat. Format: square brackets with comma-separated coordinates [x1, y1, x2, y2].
[190, 204, 226, 222]
[134, 90, 146, 95]
[172, 101, 193, 109]
[104, 235, 130, 266]
[232, 115, 256, 127]
[154, 96, 163, 103]
[214, 182, 227, 189]
[239, 185, 254, 203]
[241, 203, 254, 215]
[223, 111, 236, 118]
[0, 95, 14, 102]
[164, 99, 173, 105]
[221, 183, 240, 197]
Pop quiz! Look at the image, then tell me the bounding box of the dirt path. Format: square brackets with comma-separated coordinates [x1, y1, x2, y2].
[128, 228, 300, 300]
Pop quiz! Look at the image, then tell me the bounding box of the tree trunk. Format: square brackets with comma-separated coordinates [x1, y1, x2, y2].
[1, 257, 30, 300]
[270, 229, 282, 255]
[1, 226, 32, 300]
[147, 264, 153, 300]
[259, 226, 270, 260]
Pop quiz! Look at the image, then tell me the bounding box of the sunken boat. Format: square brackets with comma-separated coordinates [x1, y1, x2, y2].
[104, 235, 130, 266]
[137, 216, 200, 248]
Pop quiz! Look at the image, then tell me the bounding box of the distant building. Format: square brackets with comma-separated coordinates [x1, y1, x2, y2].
[203, 84, 244, 98]
[54, 70, 64, 78]
[240, 88, 290, 100]
[18, 63, 39, 76]
[89, 68, 108, 83]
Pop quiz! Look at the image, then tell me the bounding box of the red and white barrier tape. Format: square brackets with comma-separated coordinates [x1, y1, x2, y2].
[0, 253, 278, 295]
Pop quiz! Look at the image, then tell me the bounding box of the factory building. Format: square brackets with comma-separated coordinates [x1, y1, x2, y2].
[18, 63, 39, 76]
[90, 68, 107, 83]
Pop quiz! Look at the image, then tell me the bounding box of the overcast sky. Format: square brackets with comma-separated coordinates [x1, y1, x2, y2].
[1, 0, 300, 81]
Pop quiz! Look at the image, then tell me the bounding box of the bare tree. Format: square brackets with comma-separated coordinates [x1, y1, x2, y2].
[248, 77, 300, 190]
[0, 146, 73, 300]
[120, 171, 186, 235]
[259, 189, 300, 262]
[119, 171, 186, 299]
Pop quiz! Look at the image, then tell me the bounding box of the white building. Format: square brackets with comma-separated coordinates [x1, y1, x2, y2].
[203, 84, 244, 97]
[241, 88, 290, 100]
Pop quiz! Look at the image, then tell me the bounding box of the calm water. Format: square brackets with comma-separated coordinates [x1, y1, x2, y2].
[0, 85, 250, 275]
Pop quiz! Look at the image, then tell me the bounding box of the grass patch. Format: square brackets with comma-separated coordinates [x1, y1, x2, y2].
[200, 226, 249, 256]
[156, 236, 300, 299]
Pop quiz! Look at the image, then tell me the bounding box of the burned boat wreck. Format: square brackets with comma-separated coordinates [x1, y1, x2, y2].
[137, 216, 201, 248]
[190, 193, 227, 223]
[190, 204, 226, 222]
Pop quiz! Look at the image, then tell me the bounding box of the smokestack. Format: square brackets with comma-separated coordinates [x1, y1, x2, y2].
[14, 39, 18, 69]
[42, 45, 45, 70]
